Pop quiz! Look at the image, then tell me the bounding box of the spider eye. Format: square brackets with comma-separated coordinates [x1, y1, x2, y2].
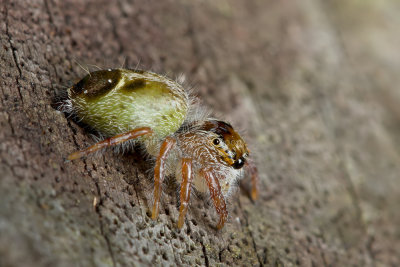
[213, 138, 220, 145]
[233, 157, 246, 169]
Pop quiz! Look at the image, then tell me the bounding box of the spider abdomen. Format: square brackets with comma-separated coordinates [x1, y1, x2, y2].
[68, 69, 189, 139]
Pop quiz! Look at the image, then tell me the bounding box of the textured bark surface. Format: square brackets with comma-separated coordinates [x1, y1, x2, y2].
[1, 0, 400, 266]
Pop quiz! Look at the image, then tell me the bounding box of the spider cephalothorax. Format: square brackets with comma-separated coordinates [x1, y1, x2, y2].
[65, 68, 258, 229]
[201, 120, 249, 169]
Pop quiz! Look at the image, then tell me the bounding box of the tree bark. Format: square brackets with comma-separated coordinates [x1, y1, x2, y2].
[1, 0, 399, 266]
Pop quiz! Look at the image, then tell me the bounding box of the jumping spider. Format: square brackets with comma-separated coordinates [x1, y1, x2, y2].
[64, 68, 258, 229]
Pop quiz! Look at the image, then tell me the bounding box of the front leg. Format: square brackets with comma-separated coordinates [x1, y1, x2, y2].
[151, 137, 176, 220]
[202, 169, 228, 229]
[245, 160, 259, 200]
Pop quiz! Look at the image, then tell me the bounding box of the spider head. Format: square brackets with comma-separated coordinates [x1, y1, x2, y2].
[201, 120, 249, 169]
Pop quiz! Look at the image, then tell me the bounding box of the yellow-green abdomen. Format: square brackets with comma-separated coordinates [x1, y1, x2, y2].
[68, 69, 188, 139]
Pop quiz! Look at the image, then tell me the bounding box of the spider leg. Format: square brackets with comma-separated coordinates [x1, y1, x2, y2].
[67, 127, 153, 160]
[177, 158, 193, 228]
[245, 160, 259, 200]
[151, 137, 176, 220]
[202, 169, 228, 229]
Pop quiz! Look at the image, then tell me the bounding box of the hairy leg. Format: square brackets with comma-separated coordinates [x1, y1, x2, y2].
[246, 160, 259, 200]
[202, 169, 228, 229]
[177, 158, 193, 228]
[151, 137, 176, 220]
[68, 127, 153, 160]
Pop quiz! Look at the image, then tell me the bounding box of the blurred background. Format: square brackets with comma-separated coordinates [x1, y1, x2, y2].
[1, 0, 399, 266]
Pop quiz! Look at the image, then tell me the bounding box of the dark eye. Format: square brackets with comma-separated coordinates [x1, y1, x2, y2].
[213, 138, 220, 145]
[232, 157, 246, 169]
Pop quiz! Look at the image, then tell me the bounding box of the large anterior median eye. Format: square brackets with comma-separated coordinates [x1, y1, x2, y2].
[232, 157, 245, 169]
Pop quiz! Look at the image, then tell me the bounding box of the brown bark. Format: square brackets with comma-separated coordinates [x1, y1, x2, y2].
[1, 0, 400, 266]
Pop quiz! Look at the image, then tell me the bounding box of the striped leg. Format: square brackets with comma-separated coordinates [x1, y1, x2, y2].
[202, 169, 228, 229]
[68, 127, 153, 160]
[151, 137, 176, 220]
[177, 158, 193, 228]
[246, 160, 259, 200]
